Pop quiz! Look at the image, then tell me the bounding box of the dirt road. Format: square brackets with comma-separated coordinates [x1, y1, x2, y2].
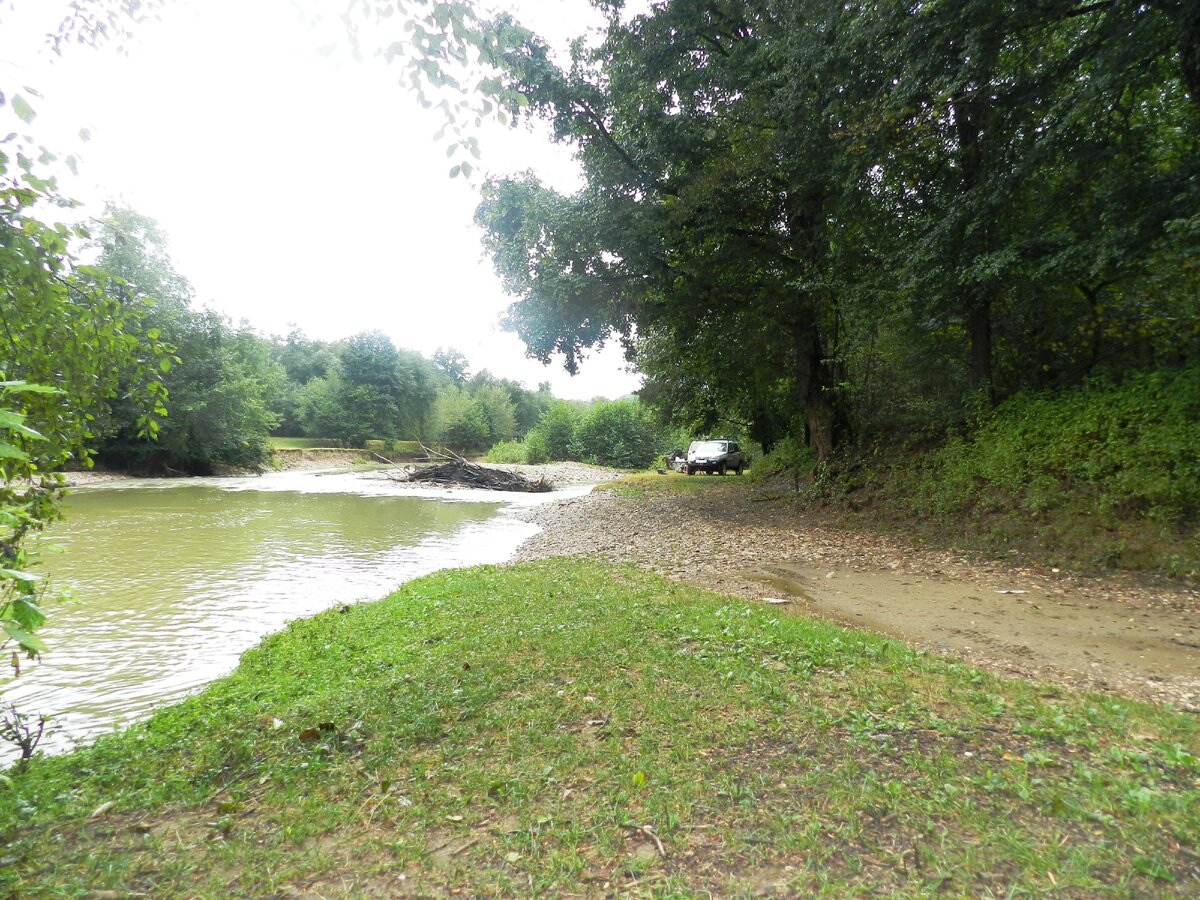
[512, 483, 1200, 710]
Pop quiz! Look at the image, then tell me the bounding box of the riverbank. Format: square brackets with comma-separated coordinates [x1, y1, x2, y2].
[60, 448, 372, 484]
[2, 561, 1196, 896]
[511, 475, 1200, 711]
[63, 458, 623, 489]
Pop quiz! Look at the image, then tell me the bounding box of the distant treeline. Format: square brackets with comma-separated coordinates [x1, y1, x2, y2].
[80, 207, 670, 474]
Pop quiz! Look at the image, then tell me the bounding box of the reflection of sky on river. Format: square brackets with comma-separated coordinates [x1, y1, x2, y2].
[3, 470, 581, 758]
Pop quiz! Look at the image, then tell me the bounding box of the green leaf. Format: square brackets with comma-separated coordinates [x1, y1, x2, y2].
[12, 598, 46, 631]
[0, 381, 61, 395]
[0, 442, 30, 462]
[3, 622, 47, 653]
[449, 164, 462, 178]
[0, 414, 45, 441]
[12, 94, 36, 124]
[0, 568, 42, 584]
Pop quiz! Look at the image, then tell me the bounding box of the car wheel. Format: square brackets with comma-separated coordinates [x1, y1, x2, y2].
[718, 463, 727, 476]
[686, 467, 695, 476]
[736, 464, 744, 476]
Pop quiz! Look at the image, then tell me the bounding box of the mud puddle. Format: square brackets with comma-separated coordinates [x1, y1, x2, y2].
[743, 564, 1200, 710]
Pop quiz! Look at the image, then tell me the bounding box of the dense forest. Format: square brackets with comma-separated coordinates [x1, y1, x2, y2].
[467, 0, 1200, 571]
[1, 202, 669, 477]
[475, 0, 1198, 463]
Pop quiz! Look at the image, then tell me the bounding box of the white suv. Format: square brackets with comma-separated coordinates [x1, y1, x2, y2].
[685, 439, 747, 475]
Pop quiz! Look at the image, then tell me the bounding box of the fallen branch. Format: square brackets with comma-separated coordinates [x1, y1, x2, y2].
[390, 446, 552, 493]
[370, 451, 406, 473]
[621, 823, 667, 857]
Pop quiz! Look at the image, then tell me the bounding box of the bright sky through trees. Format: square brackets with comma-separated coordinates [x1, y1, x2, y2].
[0, 0, 643, 400]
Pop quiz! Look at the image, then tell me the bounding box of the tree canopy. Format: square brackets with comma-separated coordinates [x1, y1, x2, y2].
[1, 136, 169, 662]
[83, 206, 286, 474]
[476, 0, 1200, 459]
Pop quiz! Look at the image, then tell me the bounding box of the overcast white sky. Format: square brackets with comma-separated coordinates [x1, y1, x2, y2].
[0, 0, 643, 400]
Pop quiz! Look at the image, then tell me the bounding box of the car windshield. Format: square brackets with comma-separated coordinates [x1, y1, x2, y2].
[691, 441, 727, 454]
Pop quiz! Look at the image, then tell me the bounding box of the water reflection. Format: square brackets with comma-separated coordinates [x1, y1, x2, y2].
[2, 470, 555, 755]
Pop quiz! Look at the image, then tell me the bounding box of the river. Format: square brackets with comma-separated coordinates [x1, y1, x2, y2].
[2, 469, 569, 757]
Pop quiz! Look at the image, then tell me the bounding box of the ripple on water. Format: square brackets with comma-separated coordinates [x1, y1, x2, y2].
[2, 471, 546, 759]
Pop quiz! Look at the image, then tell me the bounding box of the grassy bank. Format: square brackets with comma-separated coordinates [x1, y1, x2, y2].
[876, 370, 1200, 580]
[2, 561, 1197, 896]
[266, 438, 345, 450]
[729, 370, 1200, 582]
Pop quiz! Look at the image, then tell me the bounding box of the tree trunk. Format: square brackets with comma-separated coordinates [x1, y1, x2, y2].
[1160, 0, 1200, 111]
[791, 315, 841, 462]
[967, 293, 995, 406]
[954, 97, 996, 407]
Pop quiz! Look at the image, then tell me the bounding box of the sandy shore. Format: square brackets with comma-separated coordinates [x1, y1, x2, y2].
[510, 481, 1200, 710]
[59, 470, 135, 487]
[61, 458, 625, 490]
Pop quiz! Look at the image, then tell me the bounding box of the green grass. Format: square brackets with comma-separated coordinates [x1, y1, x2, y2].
[483, 440, 527, 464]
[266, 438, 343, 450]
[879, 369, 1200, 580]
[390, 440, 424, 459]
[2, 561, 1197, 896]
[598, 470, 748, 497]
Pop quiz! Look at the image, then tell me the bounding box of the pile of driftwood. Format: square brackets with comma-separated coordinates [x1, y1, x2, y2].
[387, 447, 552, 493]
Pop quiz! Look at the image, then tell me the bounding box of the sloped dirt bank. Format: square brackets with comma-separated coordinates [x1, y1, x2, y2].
[512, 486, 1200, 710]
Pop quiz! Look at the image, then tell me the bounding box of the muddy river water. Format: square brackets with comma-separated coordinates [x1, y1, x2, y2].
[2, 470, 566, 756]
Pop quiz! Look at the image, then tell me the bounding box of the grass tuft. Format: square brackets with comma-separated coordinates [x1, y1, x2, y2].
[266, 437, 343, 450]
[598, 470, 745, 496]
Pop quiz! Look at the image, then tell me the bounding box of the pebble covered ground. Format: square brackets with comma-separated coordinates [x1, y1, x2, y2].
[511, 474, 1200, 711]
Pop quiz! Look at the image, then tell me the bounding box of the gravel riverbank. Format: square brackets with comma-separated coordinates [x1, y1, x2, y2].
[511, 480, 1200, 710]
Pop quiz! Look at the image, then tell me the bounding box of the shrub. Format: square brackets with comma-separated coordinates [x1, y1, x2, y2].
[471, 384, 518, 445]
[898, 367, 1200, 525]
[391, 440, 423, 458]
[522, 429, 551, 464]
[573, 399, 659, 469]
[430, 388, 489, 451]
[483, 440, 526, 464]
[532, 400, 581, 461]
[750, 437, 815, 489]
